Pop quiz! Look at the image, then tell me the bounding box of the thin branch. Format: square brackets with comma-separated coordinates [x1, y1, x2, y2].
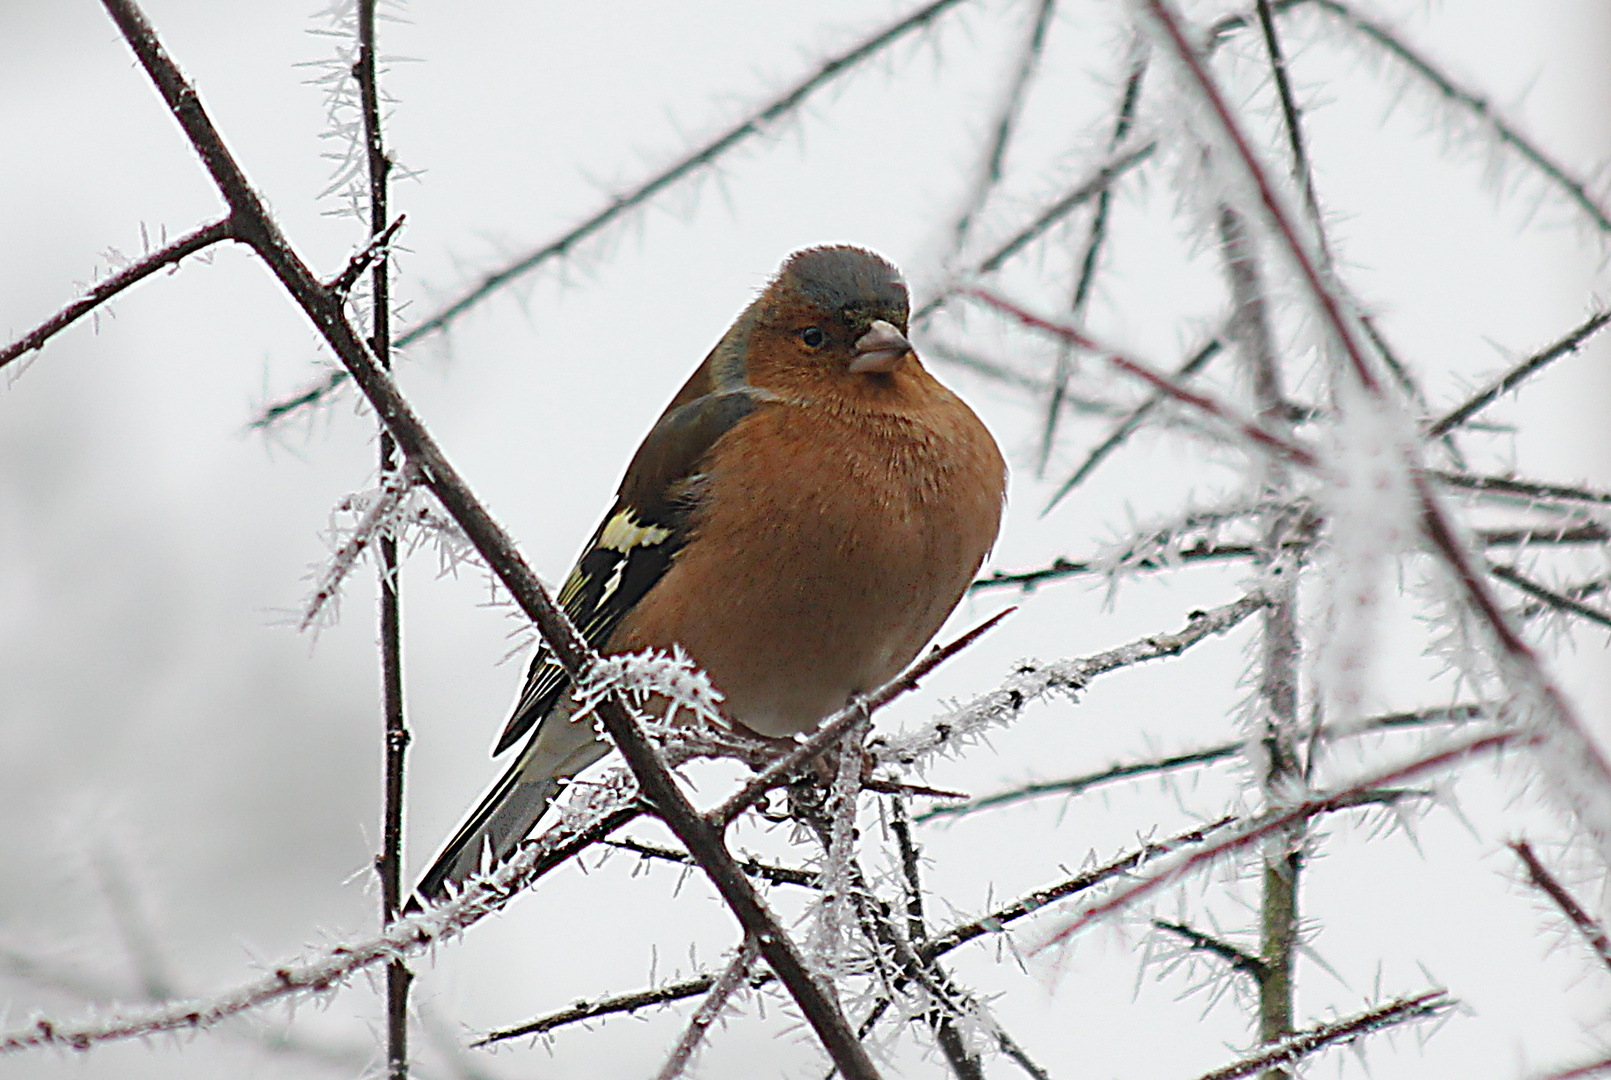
[1532, 1058, 1611, 1080]
[1510, 840, 1611, 973]
[1253, 0, 1328, 266]
[1427, 310, 1611, 437]
[1311, 0, 1611, 234]
[877, 592, 1268, 770]
[1434, 471, 1611, 506]
[968, 289, 1319, 467]
[98, 4, 876, 1070]
[483, 819, 1234, 1047]
[710, 607, 1013, 825]
[1043, 335, 1222, 514]
[1039, 51, 1149, 474]
[654, 937, 759, 1080]
[250, 0, 977, 429]
[951, 0, 1058, 249]
[970, 541, 1268, 592]
[1, 217, 235, 372]
[918, 703, 1491, 823]
[1037, 730, 1527, 951]
[1192, 991, 1455, 1080]
[1491, 565, 1611, 632]
[328, 212, 406, 298]
[1479, 524, 1609, 547]
[602, 838, 817, 889]
[1153, 920, 1266, 983]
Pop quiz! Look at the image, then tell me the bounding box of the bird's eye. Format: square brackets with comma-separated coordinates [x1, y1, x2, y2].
[800, 327, 825, 348]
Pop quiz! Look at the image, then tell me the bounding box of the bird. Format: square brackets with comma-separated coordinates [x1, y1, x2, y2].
[413, 245, 1006, 903]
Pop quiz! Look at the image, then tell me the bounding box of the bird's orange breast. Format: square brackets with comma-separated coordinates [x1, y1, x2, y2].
[607, 364, 1005, 737]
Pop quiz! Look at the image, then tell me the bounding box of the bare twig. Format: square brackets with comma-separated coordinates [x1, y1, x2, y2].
[1154, 920, 1266, 983]
[1, 217, 235, 372]
[968, 289, 1319, 467]
[1434, 471, 1611, 506]
[1532, 1057, 1611, 1080]
[1480, 524, 1609, 547]
[602, 838, 817, 889]
[1427, 311, 1611, 437]
[1510, 840, 1611, 973]
[1193, 991, 1455, 1080]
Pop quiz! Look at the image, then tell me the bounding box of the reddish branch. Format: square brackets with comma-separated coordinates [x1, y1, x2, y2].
[1510, 840, 1611, 973]
[1, 217, 235, 372]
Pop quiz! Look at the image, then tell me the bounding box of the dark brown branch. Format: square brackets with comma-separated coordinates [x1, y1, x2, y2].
[355, 0, 411, 1074]
[1427, 310, 1611, 437]
[1153, 920, 1266, 983]
[970, 541, 1265, 592]
[601, 838, 817, 889]
[1479, 524, 1609, 547]
[476, 973, 726, 1044]
[1192, 991, 1455, 1080]
[0, 217, 235, 372]
[654, 937, 759, 1080]
[1511, 840, 1611, 973]
[1253, 0, 1327, 265]
[96, 4, 874, 1072]
[1491, 566, 1611, 631]
[1434, 471, 1611, 506]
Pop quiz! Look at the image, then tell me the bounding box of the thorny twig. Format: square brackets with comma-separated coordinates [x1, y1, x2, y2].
[1192, 990, 1455, 1080]
[1510, 840, 1611, 973]
[1428, 310, 1611, 438]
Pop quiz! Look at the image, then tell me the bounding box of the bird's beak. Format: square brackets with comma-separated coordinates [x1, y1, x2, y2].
[849, 319, 913, 374]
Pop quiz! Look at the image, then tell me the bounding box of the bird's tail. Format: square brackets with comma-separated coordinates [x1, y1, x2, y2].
[411, 719, 608, 906]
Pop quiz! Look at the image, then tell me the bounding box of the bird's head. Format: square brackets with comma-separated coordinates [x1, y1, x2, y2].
[747, 246, 916, 387]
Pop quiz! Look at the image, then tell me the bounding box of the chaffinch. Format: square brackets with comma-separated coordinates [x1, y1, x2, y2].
[415, 245, 1006, 902]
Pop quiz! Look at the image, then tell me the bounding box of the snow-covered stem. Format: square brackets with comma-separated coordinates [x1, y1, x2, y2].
[1192, 990, 1455, 1080]
[1, 217, 234, 374]
[300, 464, 419, 631]
[1434, 471, 1611, 507]
[1427, 309, 1611, 437]
[877, 592, 1268, 770]
[1510, 840, 1611, 973]
[968, 288, 1319, 468]
[1037, 730, 1528, 951]
[0, 781, 643, 1054]
[653, 936, 759, 1080]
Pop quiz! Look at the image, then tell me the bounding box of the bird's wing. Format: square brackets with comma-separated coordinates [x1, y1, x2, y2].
[491, 387, 766, 755]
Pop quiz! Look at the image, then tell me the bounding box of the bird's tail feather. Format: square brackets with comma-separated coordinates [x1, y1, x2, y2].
[411, 758, 563, 906]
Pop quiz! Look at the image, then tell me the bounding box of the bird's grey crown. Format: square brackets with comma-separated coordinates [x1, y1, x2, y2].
[784, 245, 908, 321]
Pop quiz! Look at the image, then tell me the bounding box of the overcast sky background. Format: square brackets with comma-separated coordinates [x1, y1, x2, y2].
[2, 2, 1610, 1078]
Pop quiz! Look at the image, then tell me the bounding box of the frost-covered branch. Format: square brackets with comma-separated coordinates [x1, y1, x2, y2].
[300, 465, 420, 631]
[1510, 840, 1611, 973]
[1427, 310, 1611, 438]
[1192, 990, 1455, 1080]
[1310, 0, 1611, 234]
[252, 0, 978, 429]
[877, 592, 1267, 770]
[1038, 730, 1526, 951]
[653, 936, 759, 1080]
[1, 217, 235, 373]
[1491, 566, 1611, 633]
[918, 703, 1492, 823]
[1434, 471, 1611, 507]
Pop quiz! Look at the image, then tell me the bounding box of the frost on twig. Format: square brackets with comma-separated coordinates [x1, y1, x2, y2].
[299, 464, 421, 631]
[876, 591, 1268, 771]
